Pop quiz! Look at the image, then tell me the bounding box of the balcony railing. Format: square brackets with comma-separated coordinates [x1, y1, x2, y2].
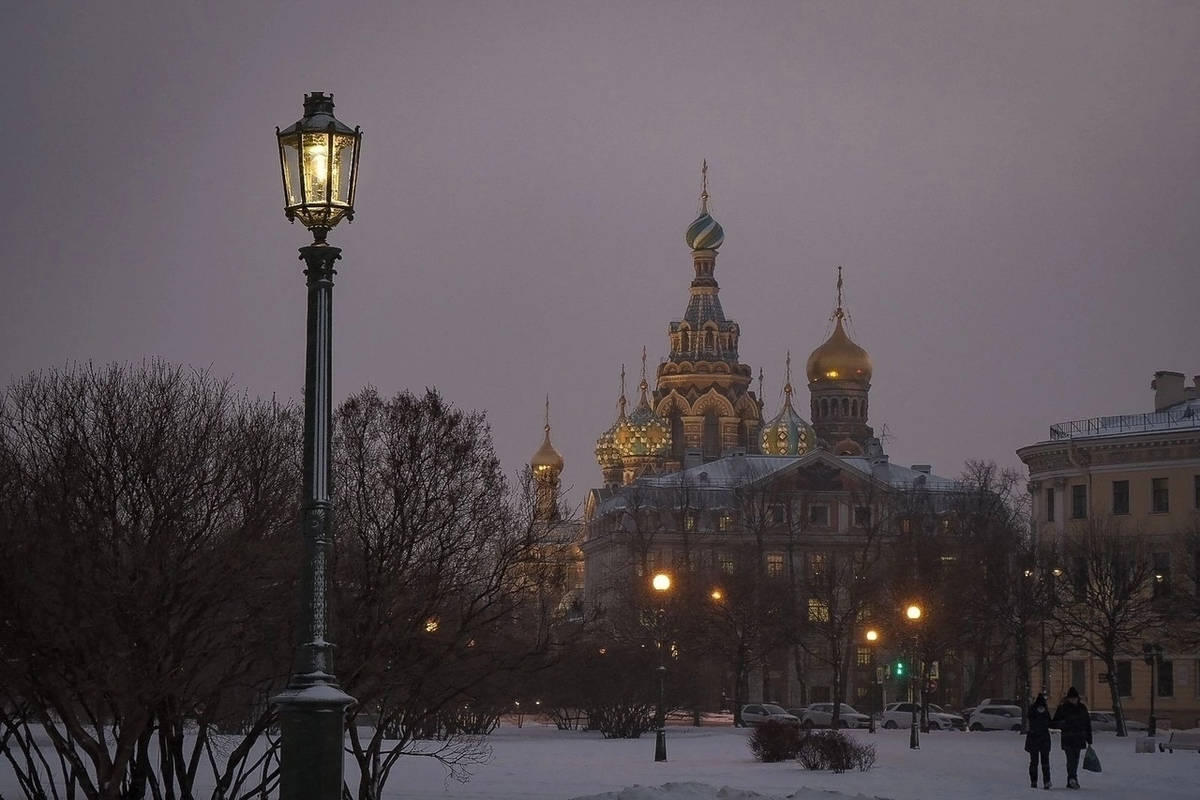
[1049, 407, 1199, 440]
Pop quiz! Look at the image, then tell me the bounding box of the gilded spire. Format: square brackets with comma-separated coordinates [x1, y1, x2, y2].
[835, 266, 844, 320]
[700, 159, 710, 214]
[784, 350, 793, 398]
[619, 364, 628, 419]
[544, 394, 551, 433]
[638, 346, 650, 405]
[758, 366, 764, 400]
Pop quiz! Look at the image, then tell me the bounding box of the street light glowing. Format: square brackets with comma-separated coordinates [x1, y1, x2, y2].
[906, 605, 921, 620]
[866, 629, 879, 642]
[653, 573, 671, 592]
[710, 588, 723, 601]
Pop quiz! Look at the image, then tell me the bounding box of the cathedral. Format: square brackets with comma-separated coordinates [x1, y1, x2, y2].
[528, 166, 961, 711]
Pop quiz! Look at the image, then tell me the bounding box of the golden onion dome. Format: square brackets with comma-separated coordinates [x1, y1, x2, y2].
[806, 309, 872, 383]
[613, 378, 672, 460]
[595, 426, 622, 469]
[531, 426, 564, 475]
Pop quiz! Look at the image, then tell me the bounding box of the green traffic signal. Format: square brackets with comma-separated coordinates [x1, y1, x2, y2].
[895, 660, 905, 677]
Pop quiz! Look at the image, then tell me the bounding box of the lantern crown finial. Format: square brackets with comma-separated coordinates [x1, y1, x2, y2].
[303, 92, 335, 117]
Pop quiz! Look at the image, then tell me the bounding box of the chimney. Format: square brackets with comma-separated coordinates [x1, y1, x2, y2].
[1151, 371, 1186, 411]
[911, 464, 932, 475]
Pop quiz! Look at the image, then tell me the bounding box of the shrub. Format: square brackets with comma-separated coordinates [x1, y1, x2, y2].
[748, 720, 803, 762]
[795, 730, 876, 773]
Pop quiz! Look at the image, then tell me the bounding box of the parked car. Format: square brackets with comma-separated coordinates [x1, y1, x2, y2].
[880, 702, 966, 731]
[740, 703, 801, 727]
[1089, 711, 1149, 732]
[962, 698, 1021, 720]
[791, 702, 871, 729]
[968, 704, 1024, 731]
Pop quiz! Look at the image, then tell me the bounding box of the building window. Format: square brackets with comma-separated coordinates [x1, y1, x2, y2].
[900, 518, 912, 534]
[1116, 660, 1133, 698]
[684, 513, 697, 532]
[766, 553, 784, 578]
[1158, 659, 1174, 698]
[1194, 475, 1200, 509]
[688, 551, 698, 573]
[717, 514, 733, 532]
[1071, 556, 1088, 598]
[1071, 485, 1087, 519]
[1112, 480, 1130, 516]
[768, 504, 785, 524]
[1153, 552, 1171, 599]
[1071, 660, 1086, 693]
[809, 504, 829, 526]
[809, 553, 828, 584]
[717, 552, 735, 574]
[808, 598, 830, 622]
[856, 646, 872, 667]
[1152, 478, 1169, 514]
[1045, 488, 1055, 522]
[854, 505, 872, 527]
[637, 553, 656, 577]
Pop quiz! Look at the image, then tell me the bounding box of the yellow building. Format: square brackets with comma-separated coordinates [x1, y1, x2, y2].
[1017, 371, 1200, 730]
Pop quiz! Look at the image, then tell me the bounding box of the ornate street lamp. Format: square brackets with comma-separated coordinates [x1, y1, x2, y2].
[272, 92, 361, 800]
[905, 604, 922, 750]
[652, 572, 671, 762]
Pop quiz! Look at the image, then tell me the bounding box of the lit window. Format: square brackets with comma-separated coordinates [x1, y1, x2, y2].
[718, 552, 735, 574]
[718, 514, 733, 532]
[808, 598, 830, 622]
[766, 553, 784, 578]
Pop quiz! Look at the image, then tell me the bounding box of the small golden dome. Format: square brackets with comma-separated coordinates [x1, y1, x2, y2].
[806, 310, 872, 383]
[531, 426, 564, 475]
[531, 396, 564, 476]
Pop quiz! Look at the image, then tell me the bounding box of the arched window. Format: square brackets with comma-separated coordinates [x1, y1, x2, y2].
[820, 398, 828, 418]
[851, 399, 858, 418]
[704, 413, 720, 458]
[841, 398, 850, 417]
[671, 415, 684, 458]
[681, 331, 690, 352]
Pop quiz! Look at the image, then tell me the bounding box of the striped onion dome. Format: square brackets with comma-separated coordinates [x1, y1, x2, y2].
[686, 211, 725, 251]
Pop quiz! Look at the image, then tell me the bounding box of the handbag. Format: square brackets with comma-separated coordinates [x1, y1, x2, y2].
[1082, 744, 1102, 773]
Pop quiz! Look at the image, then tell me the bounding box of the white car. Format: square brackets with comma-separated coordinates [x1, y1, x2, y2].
[740, 703, 800, 727]
[968, 705, 1024, 731]
[792, 702, 871, 729]
[1089, 711, 1148, 732]
[880, 702, 966, 731]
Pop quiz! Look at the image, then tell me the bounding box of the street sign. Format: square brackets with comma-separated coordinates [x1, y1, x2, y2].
[1098, 672, 1110, 683]
[927, 679, 938, 693]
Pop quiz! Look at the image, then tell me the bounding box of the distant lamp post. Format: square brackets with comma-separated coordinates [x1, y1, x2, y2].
[272, 92, 361, 800]
[905, 605, 922, 750]
[652, 572, 671, 762]
[1143, 643, 1163, 736]
[866, 629, 879, 733]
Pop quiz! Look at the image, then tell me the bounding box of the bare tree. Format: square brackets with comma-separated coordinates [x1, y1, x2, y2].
[330, 388, 565, 799]
[1054, 515, 1171, 736]
[0, 361, 299, 800]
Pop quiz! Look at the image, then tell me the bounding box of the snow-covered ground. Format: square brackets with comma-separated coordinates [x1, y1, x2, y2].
[4, 720, 1197, 799]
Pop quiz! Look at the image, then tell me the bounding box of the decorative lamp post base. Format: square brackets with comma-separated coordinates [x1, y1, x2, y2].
[275, 683, 355, 799]
[655, 728, 667, 762]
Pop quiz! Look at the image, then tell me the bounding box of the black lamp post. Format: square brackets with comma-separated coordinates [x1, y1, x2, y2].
[272, 92, 361, 800]
[1143, 643, 1162, 737]
[865, 629, 879, 733]
[652, 572, 671, 762]
[905, 605, 921, 750]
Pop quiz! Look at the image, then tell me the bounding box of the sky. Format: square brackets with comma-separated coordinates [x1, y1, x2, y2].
[3, 1, 1198, 507]
[4, 716, 1196, 800]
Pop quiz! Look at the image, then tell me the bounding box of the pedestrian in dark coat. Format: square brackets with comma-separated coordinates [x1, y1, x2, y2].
[1051, 686, 1092, 789]
[1025, 693, 1053, 789]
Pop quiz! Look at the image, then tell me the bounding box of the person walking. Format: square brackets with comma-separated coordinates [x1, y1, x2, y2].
[1025, 693, 1053, 789]
[1052, 686, 1093, 789]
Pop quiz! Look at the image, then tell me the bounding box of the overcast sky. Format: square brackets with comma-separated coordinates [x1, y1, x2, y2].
[3, 1, 1198, 506]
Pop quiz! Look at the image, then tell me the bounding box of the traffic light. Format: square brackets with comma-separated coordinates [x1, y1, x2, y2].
[894, 659, 906, 678]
